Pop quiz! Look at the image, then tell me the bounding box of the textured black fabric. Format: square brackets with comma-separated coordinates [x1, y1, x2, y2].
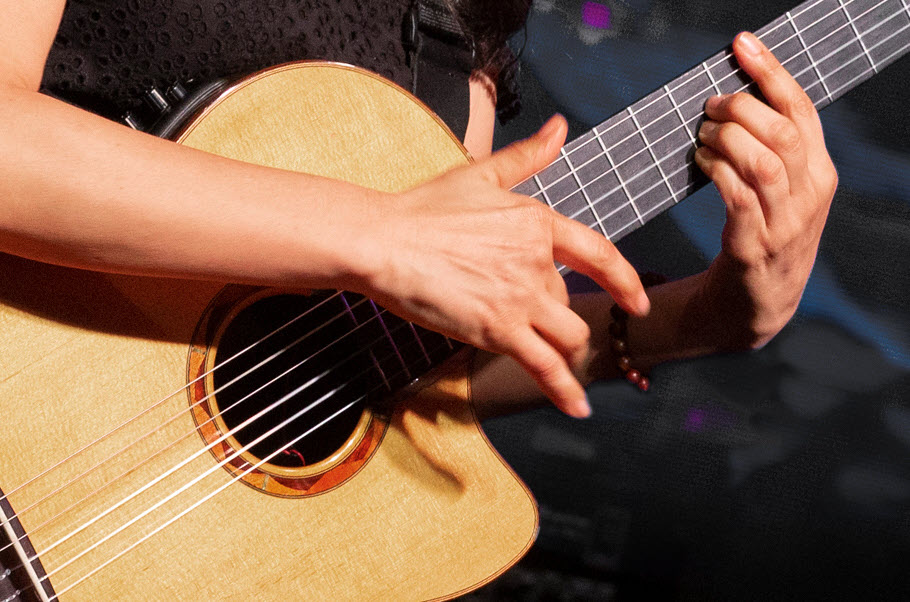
[42, 0, 414, 121]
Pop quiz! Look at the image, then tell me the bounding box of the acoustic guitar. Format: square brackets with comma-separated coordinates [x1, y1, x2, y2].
[1, 0, 907, 599]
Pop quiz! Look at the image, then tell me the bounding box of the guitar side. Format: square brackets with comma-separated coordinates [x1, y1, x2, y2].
[0, 63, 538, 600]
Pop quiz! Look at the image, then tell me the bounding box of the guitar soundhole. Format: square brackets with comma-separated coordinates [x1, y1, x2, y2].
[188, 286, 459, 496]
[212, 293, 374, 468]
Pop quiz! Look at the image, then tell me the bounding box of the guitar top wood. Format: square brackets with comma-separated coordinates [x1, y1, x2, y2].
[0, 62, 538, 601]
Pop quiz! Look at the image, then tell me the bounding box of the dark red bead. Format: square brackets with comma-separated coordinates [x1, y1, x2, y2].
[617, 356, 631, 372]
[626, 369, 641, 385]
[612, 338, 627, 354]
[638, 377, 650, 392]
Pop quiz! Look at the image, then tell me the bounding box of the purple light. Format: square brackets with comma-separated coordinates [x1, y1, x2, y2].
[684, 408, 707, 432]
[582, 2, 612, 30]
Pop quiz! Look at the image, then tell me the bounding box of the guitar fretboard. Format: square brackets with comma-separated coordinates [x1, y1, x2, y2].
[513, 0, 910, 242]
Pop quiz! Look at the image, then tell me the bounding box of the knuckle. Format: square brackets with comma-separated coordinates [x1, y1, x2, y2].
[790, 91, 817, 118]
[715, 122, 739, 146]
[752, 152, 785, 185]
[528, 350, 564, 382]
[726, 93, 751, 116]
[769, 119, 801, 154]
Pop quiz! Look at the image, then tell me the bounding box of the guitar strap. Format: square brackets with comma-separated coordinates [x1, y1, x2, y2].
[404, 0, 474, 142]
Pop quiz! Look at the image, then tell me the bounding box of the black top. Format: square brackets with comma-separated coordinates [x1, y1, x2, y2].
[41, 0, 415, 122]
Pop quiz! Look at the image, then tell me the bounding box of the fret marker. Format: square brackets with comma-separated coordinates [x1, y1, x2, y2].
[561, 147, 609, 238]
[627, 107, 679, 205]
[787, 11, 834, 103]
[594, 127, 644, 229]
[838, 0, 877, 73]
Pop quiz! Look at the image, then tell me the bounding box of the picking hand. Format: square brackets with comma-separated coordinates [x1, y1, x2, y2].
[695, 32, 839, 348]
[365, 115, 650, 418]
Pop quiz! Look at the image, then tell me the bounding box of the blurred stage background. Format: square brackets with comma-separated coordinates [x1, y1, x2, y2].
[464, 1, 910, 599]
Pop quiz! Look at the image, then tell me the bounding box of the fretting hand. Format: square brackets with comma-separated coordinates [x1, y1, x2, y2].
[694, 32, 839, 348]
[360, 116, 650, 418]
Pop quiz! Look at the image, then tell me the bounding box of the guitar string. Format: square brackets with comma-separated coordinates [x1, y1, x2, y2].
[36, 334, 441, 588]
[548, 2, 906, 239]
[51, 21, 910, 601]
[530, 0, 857, 210]
[3, 1, 905, 589]
[28, 316, 433, 566]
[0, 289, 352, 501]
[2, 0, 898, 550]
[5, 330, 436, 591]
[0, 303, 413, 558]
[0, 0, 847, 512]
[41, 342, 444, 600]
[23, 24, 910, 602]
[2, 0, 898, 561]
[539, 0, 888, 219]
[560, 22, 910, 257]
[11, 326, 435, 599]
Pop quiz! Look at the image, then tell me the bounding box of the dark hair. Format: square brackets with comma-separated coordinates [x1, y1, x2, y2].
[443, 0, 531, 120]
[444, 0, 531, 77]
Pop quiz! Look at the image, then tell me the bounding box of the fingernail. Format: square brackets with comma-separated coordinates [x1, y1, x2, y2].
[572, 395, 592, 419]
[699, 120, 717, 141]
[636, 290, 651, 316]
[539, 115, 561, 138]
[705, 94, 727, 110]
[737, 32, 763, 56]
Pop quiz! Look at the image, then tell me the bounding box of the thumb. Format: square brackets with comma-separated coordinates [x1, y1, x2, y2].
[479, 114, 567, 189]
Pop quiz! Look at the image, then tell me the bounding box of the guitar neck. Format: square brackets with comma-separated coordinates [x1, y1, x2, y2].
[513, 0, 910, 242]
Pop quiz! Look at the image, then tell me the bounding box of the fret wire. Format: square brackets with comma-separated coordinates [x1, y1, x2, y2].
[825, 22, 910, 98]
[367, 299, 412, 381]
[594, 128, 643, 227]
[839, 0, 878, 72]
[0, 504, 49, 602]
[560, 147, 609, 238]
[788, 10, 834, 102]
[533, 174, 553, 207]
[664, 84, 699, 147]
[339, 293, 391, 391]
[522, 0, 835, 209]
[703, 61, 723, 96]
[408, 323, 433, 366]
[526, 0, 861, 216]
[627, 106, 680, 204]
[542, 0, 893, 223]
[600, 25, 910, 245]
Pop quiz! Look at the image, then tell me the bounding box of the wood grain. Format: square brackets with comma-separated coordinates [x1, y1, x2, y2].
[0, 62, 537, 600]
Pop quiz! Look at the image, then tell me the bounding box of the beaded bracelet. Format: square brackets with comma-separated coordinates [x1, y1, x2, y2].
[608, 272, 667, 392]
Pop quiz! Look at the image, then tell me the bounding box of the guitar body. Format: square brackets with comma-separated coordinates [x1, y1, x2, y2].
[0, 63, 537, 600]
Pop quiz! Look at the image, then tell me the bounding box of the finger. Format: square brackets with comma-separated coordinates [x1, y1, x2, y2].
[509, 328, 591, 418]
[698, 119, 791, 219]
[694, 146, 768, 255]
[704, 93, 811, 192]
[731, 32, 827, 159]
[478, 114, 568, 189]
[533, 300, 591, 369]
[550, 214, 650, 317]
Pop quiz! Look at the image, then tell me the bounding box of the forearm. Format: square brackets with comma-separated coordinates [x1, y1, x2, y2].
[472, 271, 728, 419]
[0, 86, 383, 290]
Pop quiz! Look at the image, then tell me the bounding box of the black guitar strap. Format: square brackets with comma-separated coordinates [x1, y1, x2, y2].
[404, 0, 475, 142]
